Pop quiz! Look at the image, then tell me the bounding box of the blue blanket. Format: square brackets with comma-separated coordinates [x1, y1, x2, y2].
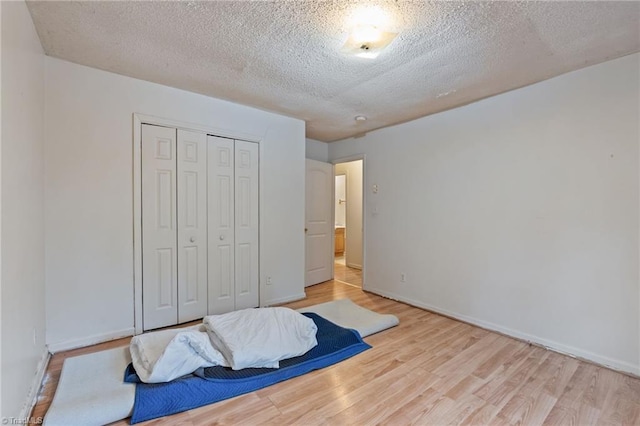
[124, 313, 371, 424]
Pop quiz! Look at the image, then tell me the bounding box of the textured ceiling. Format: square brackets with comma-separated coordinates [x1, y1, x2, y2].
[27, 1, 640, 142]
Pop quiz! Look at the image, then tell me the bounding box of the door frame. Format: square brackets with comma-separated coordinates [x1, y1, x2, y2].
[331, 154, 366, 289]
[334, 172, 346, 259]
[132, 113, 262, 335]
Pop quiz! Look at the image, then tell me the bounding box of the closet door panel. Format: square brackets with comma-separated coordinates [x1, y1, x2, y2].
[234, 140, 259, 310]
[207, 136, 236, 314]
[142, 124, 178, 330]
[177, 129, 208, 323]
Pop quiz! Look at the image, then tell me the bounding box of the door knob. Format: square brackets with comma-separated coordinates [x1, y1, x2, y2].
[220, 235, 225, 240]
[190, 237, 196, 243]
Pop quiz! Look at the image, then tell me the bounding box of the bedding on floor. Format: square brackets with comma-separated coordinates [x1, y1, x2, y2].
[130, 324, 229, 383]
[203, 307, 318, 370]
[125, 313, 370, 424]
[131, 307, 318, 383]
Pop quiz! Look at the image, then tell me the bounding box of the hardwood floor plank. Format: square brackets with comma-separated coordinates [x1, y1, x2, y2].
[411, 394, 457, 425]
[459, 401, 501, 426]
[325, 367, 435, 424]
[443, 375, 486, 401]
[542, 354, 581, 399]
[353, 369, 442, 425]
[441, 393, 488, 426]
[472, 341, 523, 380]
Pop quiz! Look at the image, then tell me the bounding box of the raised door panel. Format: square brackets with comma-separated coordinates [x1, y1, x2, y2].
[142, 124, 178, 330]
[207, 136, 236, 314]
[177, 129, 208, 323]
[234, 140, 259, 310]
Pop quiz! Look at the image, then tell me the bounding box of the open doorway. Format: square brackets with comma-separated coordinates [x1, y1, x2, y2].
[333, 159, 363, 287]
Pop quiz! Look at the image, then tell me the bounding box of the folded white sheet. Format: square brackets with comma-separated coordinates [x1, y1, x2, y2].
[130, 325, 228, 383]
[204, 307, 318, 370]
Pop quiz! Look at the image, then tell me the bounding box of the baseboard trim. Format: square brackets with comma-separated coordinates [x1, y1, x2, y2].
[366, 287, 640, 377]
[47, 327, 135, 354]
[263, 292, 307, 306]
[21, 347, 50, 421]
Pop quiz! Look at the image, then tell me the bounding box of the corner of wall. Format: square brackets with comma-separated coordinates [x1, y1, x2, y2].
[305, 138, 329, 162]
[1, 0, 48, 418]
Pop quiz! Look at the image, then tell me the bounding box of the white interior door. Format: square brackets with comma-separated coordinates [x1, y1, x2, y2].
[142, 124, 178, 330]
[207, 136, 236, 314]
[177, 129, 208, 323]
[305, 159, 334, 286]
[234, 140, 259, 310]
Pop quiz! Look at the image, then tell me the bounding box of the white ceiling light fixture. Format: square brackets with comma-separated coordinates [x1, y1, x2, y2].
[341, 6, 398, 59]
[355, 115, 367, 122]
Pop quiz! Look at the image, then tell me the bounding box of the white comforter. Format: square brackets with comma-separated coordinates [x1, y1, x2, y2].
[204, 307, 318, 370]
[130, 307, 318, 382]
[130, 325, 228, 383]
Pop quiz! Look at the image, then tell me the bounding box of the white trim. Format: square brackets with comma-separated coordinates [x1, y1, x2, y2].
[332, 155, 366, 289]
[133, 113, 262, 143]
[263, 292, 307, 307]
[331, 164, 336, 283]
[133, 115, 143, 334]
[20, 348, 50, 421]
[47, 327, 135, 354]
[367, 286, 640, 376]
[258, 135, 265, 307]
[133, 113, 263, 334]
[0, 3, 3, 417]
[334, 171, 345, 276]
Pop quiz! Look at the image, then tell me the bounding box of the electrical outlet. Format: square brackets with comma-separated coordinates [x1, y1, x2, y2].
[266, 276, 273, 285]
[400, 273, 406, 283]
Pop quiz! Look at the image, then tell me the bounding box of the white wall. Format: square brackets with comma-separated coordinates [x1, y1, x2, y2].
[305, 138, 329, 162]
[1, 1, 47, 417]
[335, 160, 363, 269]
[329, 54, 640, 374]
[44, 57, 306, 350]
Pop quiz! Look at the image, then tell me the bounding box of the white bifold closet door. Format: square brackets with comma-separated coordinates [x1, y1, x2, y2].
[141, 125, 208, 330]
[142, 125, 259, 330]
[142, 125, 178, 330]
[208, 136, 259, 314]
[176, 129, 208, 323]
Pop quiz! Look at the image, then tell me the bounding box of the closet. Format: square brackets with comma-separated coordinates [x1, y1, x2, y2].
[141, 124, 259, 331]
[207, 135, 259, 314]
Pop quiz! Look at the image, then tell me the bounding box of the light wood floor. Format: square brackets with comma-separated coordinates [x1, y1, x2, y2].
[32, 272, 640, 425]
[334, 261, 362, 287]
